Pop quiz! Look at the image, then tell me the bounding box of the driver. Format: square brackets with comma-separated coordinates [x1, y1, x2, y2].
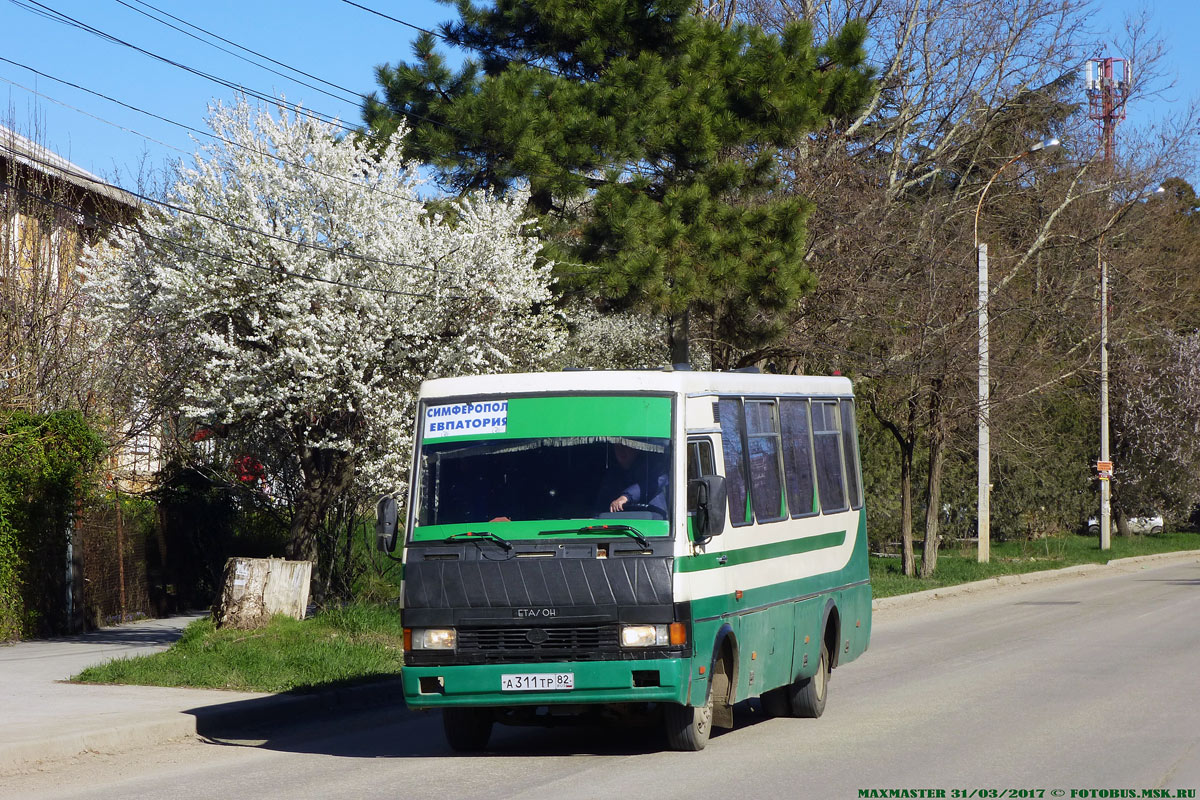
[598, 442, 668, 515]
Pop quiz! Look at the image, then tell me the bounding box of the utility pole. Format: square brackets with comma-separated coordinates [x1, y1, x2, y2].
[1094, 187, 1162, 550]
[972, 138, 1059, 563]
[1098, 258, 1112, 550]
[977, 242, 990, 562]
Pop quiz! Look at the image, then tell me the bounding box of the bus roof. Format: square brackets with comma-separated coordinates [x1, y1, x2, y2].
[418, 370, 854, 399]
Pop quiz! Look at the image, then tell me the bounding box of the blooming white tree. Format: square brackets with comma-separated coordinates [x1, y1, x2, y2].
[83, 100, 562, 562]
[1111, 330, 1200, 526]
[558, 303, 669, 370]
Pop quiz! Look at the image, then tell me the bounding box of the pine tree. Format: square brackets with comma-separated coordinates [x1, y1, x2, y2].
[364, 0, 874, 364]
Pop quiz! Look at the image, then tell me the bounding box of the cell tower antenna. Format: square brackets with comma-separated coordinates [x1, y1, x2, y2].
[1085, 56, 1131, 163]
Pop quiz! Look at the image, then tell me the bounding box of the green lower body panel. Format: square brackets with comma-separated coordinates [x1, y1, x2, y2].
[403, 658, 691, 708]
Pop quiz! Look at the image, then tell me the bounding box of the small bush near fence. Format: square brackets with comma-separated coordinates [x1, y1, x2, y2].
[151, 460, 290, 613]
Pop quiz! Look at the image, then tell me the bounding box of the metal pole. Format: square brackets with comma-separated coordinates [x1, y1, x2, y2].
[977, 243, 990, 563]
[970, 138, 1058, 564]
[116, 487, 126, 622]
[65, 516, 74, 632]
[1099, 259, 1112, 550]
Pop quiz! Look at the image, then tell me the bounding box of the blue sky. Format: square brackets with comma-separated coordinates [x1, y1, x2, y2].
[1, 0, 1196, 190]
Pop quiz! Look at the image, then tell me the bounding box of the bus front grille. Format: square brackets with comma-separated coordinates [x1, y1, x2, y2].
[456, 625, 618, 662]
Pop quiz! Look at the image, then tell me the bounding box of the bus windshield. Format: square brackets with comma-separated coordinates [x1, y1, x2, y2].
[411, 393, 674, 541]
[417, 435, 671, 528]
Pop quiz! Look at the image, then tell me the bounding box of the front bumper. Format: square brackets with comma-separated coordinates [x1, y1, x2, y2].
[402, 657, 693, 708]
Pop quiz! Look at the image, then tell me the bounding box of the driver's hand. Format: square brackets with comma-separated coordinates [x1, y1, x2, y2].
[610, 495, 628, 512]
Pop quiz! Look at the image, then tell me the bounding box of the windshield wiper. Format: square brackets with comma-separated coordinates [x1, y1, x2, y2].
[540, 524, 650, 549]
[444, 530, 513, 551]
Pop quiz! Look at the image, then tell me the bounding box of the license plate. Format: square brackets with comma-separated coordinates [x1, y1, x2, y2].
[500, 673, 574, 691]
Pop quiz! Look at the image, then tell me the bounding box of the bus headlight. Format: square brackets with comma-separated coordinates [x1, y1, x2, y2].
[620, 624, 669, 648]
[410, 628, 457, 650]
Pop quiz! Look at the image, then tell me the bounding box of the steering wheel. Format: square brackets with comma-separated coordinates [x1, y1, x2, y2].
[618, 502, 667, 519]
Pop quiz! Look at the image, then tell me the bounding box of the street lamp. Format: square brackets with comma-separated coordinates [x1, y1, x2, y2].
[972, 137, 1060, 564]
[1096, 184, 1164, 550]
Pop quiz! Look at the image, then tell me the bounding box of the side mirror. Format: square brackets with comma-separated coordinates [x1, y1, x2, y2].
[688, 475, 727, 540]
[375, 495, 399, 553]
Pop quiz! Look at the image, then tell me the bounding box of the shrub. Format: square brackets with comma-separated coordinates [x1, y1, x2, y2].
[0, 410, 104, 639]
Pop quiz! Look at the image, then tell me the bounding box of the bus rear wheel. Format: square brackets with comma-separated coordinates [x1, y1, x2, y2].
[789, 641, 829, 718]
[443, 707, 493, 752]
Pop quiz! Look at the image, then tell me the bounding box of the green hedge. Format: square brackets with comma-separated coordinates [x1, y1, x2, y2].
[0, 410, 104, 640]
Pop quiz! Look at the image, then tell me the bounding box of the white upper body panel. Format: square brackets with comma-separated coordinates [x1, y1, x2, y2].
[418, 370, 854, 401]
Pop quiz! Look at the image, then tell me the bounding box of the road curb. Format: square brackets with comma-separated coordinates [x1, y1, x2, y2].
[871, 549, 1200, 611]
[0, 716, 199, 775]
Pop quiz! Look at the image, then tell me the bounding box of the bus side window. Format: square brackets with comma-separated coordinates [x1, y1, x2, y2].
[813, 400, 848, 513]
[839, 399, 864, 510]
[744, 400, 785, 523]
[716, 398, 752, 526]
[780, 398, 817, 517]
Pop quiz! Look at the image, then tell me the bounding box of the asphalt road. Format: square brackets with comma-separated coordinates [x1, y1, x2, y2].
[4, 561, 1199, 800]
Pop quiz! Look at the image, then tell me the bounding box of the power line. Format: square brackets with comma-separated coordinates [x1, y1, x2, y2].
[1, 53, 607, 272]
[102, 0, 509, 148]
[0, 141, 469, 278]
[331, 1, 645, 215]
[127, 0, 364, 100]
[338, 0, 443, 40]
[10, 0, 606, 200]
[6, 0, 548, 182]
[1, 2, 610, 271]
[0, 178, 465, 301]
[0, 78, 587, 282]
[113, 0, 363, 107]
[0, 74, 189, 156]
[0, 56, 590, 275]
[7, 0, 360, 135]
[0, 55, 434, 212]
[337, 0, 567, 78]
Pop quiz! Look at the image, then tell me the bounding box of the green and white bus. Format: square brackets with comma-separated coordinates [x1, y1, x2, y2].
[376, 369, 871, 751]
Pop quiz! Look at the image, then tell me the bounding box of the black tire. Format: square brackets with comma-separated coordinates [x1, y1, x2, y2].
[760, 686, 791, 718]
[1087, 525, 1100, 536]
[789, 641, 829, 719]
[443, 707, 493, 753]
[1151, 525, 1163, 534]
[662, 671, 715, 758]
[665, 686, 714, 750]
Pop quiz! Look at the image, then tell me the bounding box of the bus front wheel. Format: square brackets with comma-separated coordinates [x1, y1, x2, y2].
[664, 692, 713, 751]
[443, 707, 493, 752]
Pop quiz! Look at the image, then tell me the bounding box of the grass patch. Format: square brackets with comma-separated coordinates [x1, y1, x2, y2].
[871, 530, 1200, 598]
[73, 603, 404, 693]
